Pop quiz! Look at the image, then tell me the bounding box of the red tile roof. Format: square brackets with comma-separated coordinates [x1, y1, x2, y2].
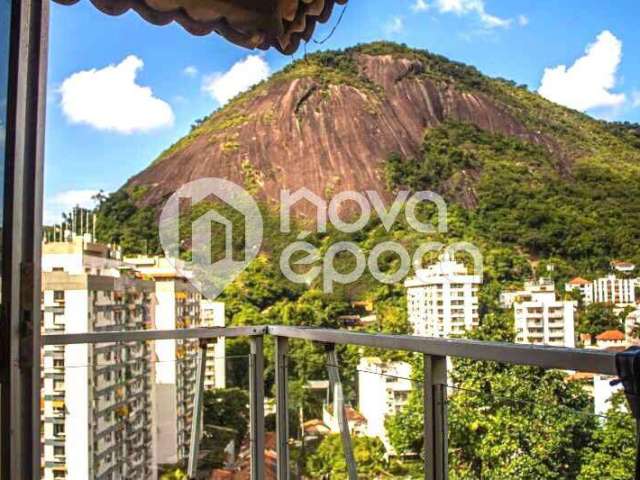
[612, 260, 635, 268]
[596, 330, 625, 341]
[568, 277, 591, 286]
[345, 406, 366, 423]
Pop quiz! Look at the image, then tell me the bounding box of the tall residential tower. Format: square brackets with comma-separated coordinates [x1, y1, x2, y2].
[42, 235, 155, 480]
[405, 254, 481, 338]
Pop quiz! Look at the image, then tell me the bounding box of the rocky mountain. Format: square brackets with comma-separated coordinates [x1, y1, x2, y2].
[99, 42, 640, 268]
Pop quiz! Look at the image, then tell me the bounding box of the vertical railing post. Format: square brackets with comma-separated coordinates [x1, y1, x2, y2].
[275, 336, 290, 480]
[250, 336, 265, 480]
[1, 1, 49, 479]
[423, 355, 448, 480]
[187, 340, 209, 479]
[326, 345, 357, 480]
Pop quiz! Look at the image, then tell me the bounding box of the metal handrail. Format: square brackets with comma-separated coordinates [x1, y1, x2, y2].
[42, 326, 267, 346]
[41, 325, 623, 480]
[268, 326, 618, 375]
[42, 325, 617, 375]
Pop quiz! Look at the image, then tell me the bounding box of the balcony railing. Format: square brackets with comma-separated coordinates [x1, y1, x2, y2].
[42, 325, 632, 480]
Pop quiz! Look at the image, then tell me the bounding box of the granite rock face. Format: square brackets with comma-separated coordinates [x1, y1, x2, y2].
[125, 51, 559, 215]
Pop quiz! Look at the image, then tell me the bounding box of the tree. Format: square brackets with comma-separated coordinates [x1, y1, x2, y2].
[578, 393, 636, 480]
[386, 313, 597, 479]
[198, 388, 250, 470]
[203, 388, 249, 443]
[577, 303, 623, 341]
[447, 366, 596, 479]
[305, 434, 390, 479]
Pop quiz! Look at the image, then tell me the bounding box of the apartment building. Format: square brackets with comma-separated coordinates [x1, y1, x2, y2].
[593, 275, 636, 306]
[564, 277, 593, 304]
[513, 279, 576, 347]
[358, 358, 412, 453]
[405, 254, 480, 338]
[566, 275, 636, 307]
[201, 300, 226, 389]
[41, 235, 155, 480]
[123, 256, 203, 465]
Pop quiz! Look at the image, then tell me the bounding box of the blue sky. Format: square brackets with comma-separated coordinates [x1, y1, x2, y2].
[44, 0, 640, 224]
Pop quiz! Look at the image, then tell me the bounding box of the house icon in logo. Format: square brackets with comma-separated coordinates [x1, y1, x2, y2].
[159, 178, 263, 300]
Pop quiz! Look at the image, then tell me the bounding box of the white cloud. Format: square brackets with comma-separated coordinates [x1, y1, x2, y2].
[411, 0, 429, 12]
[202, 55, 270, 106]
[183, 65, 198, 77]
[44, 189, 100, 225]
[435, 0, 511, 28]
[59, 55, 174, 134]
[517, 14, 529, 26]
[384, 16, 405, 36]
[632, 91, 640, 108]
[538, 30, 626, 112]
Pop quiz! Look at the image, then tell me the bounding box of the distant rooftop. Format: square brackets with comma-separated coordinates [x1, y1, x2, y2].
[596, 330, 625, 342]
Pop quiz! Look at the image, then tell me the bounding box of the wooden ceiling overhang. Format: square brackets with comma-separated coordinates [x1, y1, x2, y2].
[52, 0, 348, 54]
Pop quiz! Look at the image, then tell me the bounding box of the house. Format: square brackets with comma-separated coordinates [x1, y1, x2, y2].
[611, 260, 636, 273]
[322, 405, 368, 437]
[303, 419, 331, 438]
[595, 330, 626, 349]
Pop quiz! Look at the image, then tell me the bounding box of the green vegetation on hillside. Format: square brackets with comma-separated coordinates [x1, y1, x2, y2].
[385, 120, 640, 270]
[94, 188, 162, 254]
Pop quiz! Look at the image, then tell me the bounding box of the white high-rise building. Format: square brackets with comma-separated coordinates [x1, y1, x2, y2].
[513, 279, 576, 347]
[357, 358, 412, 453]
[41, 235, 155, 480]
[123, 256, 204, 464]
[404, 254, 480, 337]
[593, 275, 636, 306]
[566, 275, 636, 307]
